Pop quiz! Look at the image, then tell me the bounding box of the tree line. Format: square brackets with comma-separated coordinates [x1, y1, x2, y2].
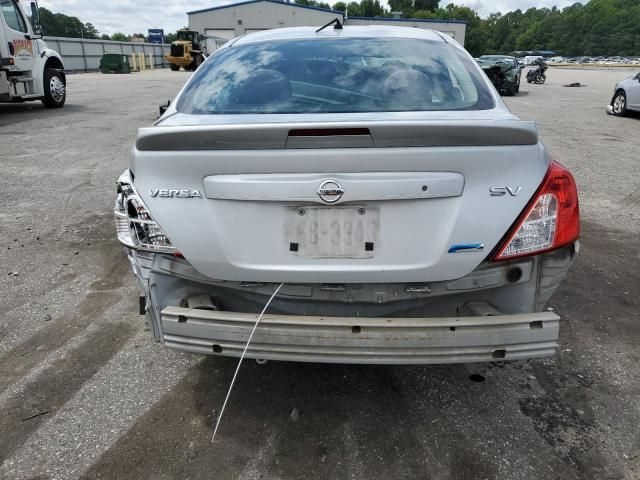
[459, 0, 640, 57]
[38, 0, 639, 57]
[37, 8, 150, 42]
[298, 0, 640, 56]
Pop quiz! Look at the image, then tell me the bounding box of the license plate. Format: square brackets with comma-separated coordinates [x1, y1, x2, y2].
[285, 206, 379, 258]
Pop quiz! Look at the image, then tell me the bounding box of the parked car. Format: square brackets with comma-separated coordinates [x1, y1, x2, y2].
[115, 26, 580, 364]
[524, 55, 543, 66]
[477, 55, 522, 96]
[607, 72, 640, 116]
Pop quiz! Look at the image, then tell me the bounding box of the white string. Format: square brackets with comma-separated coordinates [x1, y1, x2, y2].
[211, 282, 285, 443]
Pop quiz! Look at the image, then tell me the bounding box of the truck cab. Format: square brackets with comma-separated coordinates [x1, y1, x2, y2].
[0, 0, 66, 107]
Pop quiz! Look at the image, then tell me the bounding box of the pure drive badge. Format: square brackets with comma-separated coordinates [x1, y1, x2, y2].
[150, 189, 203, 198]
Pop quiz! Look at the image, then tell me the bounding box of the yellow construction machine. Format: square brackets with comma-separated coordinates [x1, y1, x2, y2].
[164, 30, 208, 71]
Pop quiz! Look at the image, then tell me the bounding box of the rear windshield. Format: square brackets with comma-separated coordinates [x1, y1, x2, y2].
[177, 38, 495, 114]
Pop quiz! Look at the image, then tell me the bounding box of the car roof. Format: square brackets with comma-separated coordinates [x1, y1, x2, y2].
[232, 26, 449, 46]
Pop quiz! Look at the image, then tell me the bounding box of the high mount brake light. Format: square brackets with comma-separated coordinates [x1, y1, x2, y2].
[493, 160, 579, 261]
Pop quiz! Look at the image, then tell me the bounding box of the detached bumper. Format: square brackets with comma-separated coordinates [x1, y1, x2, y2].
[161, 307, 560, 364]
[606, 104, 614, 115]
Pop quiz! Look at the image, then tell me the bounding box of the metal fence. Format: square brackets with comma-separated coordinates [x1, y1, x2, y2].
[43, 36, 170, 72]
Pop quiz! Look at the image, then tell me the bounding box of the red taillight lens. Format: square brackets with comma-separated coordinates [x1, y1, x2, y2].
[493, 160, 580, 260]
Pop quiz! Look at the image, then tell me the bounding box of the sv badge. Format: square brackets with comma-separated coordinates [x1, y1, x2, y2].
[150, 189, 203, 199]
[490, 186, 522, 197]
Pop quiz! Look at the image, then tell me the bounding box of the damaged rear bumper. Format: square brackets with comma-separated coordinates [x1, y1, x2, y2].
[127, 244, 575, 364]
[161, 306, 559, 364]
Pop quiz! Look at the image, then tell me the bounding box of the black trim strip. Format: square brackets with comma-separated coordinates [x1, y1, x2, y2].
[137, 122, 538, 151]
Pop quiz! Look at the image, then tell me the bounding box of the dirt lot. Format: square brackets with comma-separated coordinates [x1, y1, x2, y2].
[0, 67, 639, 480]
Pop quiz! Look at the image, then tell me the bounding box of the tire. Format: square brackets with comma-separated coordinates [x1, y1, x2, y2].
[188, 55, 203, 72]
[537, 74, 546, 85]
[41, 68, 66, 108]
[503, 84, 516, 96]
[611, 90, 627, 116]
[169, 63, 180, 71]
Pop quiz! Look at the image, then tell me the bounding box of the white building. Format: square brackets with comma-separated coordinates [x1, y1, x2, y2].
[188, 0, 466, 45]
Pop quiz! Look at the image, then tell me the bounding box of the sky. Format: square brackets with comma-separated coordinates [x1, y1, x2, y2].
[36, 0, 585, 36]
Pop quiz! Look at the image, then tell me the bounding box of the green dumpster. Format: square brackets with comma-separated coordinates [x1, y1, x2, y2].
[99, 54, 131, 74]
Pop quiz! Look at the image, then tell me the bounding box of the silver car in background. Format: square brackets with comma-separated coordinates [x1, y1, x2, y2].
[115, 26, 580, 364]
[607, 72, 640, 116]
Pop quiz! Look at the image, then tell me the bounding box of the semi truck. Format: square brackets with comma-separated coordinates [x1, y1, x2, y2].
[0, 0, 66, 108]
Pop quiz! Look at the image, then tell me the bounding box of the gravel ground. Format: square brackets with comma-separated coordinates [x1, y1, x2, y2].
[0, 67, 638, 480]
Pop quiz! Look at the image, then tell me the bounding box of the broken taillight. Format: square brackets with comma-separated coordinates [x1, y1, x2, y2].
[114, 170, 177, 254]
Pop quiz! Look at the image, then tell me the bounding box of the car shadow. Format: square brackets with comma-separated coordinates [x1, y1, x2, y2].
[83, 353, 608, 480]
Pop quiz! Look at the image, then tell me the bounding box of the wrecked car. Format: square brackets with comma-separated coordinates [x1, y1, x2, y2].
[477, 55, 522, 96]
[115, 26, 580, 364]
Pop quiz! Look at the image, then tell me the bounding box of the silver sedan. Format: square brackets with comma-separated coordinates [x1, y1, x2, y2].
[115, 26, 580, 364]
[607, 72, 640, 116]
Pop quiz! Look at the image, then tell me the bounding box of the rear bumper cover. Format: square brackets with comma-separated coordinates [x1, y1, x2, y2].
[161, 306, 559, 364]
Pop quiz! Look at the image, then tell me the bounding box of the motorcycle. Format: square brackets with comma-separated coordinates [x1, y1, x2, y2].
[527, 63, 547, 84]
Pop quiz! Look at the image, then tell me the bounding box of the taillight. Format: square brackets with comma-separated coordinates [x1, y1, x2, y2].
[114, 170, 177, 254]
[493, 160, 579, 260]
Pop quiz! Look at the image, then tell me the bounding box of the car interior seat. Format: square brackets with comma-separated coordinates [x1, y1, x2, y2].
[382, 69, 435, 108]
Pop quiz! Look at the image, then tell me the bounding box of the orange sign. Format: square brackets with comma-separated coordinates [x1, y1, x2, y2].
[12, 39, 33, 56]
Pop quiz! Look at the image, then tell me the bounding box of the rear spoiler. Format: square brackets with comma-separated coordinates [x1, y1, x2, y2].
[136, 120, 538, 151]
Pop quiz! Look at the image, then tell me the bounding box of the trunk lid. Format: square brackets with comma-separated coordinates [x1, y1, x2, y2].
[132, 117, 548, 283]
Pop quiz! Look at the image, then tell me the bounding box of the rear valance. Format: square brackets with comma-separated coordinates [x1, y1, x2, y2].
[136, 120, 539, 151]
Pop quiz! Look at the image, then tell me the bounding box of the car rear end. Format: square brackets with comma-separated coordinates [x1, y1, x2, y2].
[115, 27, 579, 364]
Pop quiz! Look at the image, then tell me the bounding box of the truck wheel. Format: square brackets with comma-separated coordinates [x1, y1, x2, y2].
[41, 69, 66, 108]
[170, 64, 180, 71]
